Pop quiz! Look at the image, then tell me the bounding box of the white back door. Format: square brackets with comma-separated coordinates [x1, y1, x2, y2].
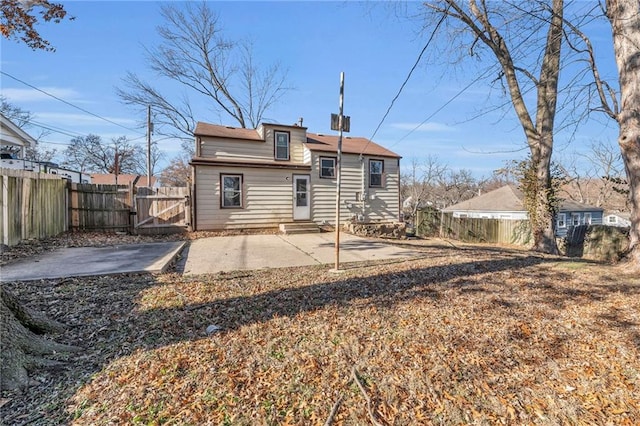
[293, 174, 310, 220]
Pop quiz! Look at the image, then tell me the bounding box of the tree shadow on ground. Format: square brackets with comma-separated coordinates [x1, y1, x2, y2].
[2, 248, 639, 424]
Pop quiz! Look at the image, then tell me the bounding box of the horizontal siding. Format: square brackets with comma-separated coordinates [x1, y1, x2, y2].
[200, 125, 307, 165]
[367, 156, 400, 222]
[195, 165, 295, 230]
[309, 153, 400, 225]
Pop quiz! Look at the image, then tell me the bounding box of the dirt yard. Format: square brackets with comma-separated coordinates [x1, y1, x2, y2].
[1, 233, 639, 425]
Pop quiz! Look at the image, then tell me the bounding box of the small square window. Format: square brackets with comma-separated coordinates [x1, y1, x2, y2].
[221, 174, 242, 208]
[320, 157, 336, 178]
[369, 159, 383, 188]
[275, 131, 290, 161]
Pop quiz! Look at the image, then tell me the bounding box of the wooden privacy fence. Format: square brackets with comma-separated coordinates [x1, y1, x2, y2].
[69, 183, 132, 232]
[416, 209, 532, 246]
[134, 187, 190, 234]
[1, 169, 68, 246]
[2, 168, 191, 246]
[70, 184, 191, 234]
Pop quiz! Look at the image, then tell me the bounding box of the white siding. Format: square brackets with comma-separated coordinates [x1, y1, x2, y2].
[452, 211, 528, 220]
[195, 165, 300, 230]
[309, 152, 400, 225]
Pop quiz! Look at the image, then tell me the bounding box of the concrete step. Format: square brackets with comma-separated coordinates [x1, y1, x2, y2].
[279, 222, 321, 234]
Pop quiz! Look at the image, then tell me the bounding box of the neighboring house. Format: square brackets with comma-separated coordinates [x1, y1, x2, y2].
[604, 211, 631, 227]
[90, 173, 158, 187]
[442, 185, 604, 237]
[1, 112, 35, 159]
[1, 113, 89, 183]
[190, 121, 401, 230]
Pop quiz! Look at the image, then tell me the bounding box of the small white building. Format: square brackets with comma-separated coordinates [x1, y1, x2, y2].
[604, 211, 631, 227]
[442, 185, 604, 237]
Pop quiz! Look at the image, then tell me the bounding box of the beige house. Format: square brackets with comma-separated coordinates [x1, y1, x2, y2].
[190, 121, 401, 230]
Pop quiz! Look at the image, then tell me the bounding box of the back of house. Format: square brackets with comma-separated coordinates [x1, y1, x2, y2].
[190, 121, 401, 231]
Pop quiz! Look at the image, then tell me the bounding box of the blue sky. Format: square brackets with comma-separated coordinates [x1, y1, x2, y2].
[0, 1, 621, 178]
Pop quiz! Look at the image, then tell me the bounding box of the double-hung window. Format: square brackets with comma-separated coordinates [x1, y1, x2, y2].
[320, 156, 336, 178]
[584, 213, 592, 225]
[369, 159, 383, 187]
[557, 213, 566, 228]
[571, 213, 581, 226]
[275, 131, 290, 160]
[221, 174, 242, 208]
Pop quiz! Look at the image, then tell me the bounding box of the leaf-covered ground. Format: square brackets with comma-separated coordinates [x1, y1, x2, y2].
[1, 236, 639, 425]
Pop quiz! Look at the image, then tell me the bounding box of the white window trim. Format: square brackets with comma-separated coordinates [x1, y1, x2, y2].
[221, 174, 243, 208]
[584, 212, 592, 225]
[319, 156, 336, 179]
[274, 131, 290, 161]
[369, 159, 384, 188]
[571, 213, 581, 226]
[557, 213, 566, 228]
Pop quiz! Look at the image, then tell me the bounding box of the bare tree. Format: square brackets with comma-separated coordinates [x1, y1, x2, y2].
[0, 95, 32, 127]
[0, 96, 58, 162]
[439, 168, 480, 206]
[117, 1, 290, 148]
[401, 155, 448, 221]
[559, 140, 627, 210]
[62, 134, 146, 175]
[158, 153, 192, 187]
[423, 0, 564, 254]
[0, 0, 72, 51]
[604, 0, 640, 267]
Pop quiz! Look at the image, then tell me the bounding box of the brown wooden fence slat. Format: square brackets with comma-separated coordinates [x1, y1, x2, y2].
[416, 210, 532, 246]
[68, 183, 132, 232]
[1, 169, 68, 246]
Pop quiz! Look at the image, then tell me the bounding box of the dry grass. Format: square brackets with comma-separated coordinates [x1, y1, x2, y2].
[1, 238, 639, 425]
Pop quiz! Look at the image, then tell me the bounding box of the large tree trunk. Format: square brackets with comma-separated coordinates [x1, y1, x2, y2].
[0, 286, 79, 391]
[606, 0, 640, 269]
[529, 0, 563, 255]
[532, 141, 558, 254]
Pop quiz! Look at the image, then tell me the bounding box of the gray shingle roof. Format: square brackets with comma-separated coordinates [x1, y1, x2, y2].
[443, 185, 603, 213]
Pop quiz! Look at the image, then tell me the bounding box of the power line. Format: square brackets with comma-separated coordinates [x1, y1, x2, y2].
[1, 71, 145, 136]
[28, 119, 85, 138]
[361, 9, 449, 155]
[388, 67, 494, 149]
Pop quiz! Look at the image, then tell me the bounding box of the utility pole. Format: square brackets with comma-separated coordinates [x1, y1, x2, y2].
[334, 72, 345, 271]
[146, 105, 152, 187]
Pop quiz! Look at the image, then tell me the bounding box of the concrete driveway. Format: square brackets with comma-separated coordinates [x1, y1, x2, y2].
[179, 233, 424, 275]
[0, 233, 424, 281]
[0, 242, 186, 282]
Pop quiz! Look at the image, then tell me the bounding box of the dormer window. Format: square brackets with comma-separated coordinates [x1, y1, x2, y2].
[275, 131, 290, 160]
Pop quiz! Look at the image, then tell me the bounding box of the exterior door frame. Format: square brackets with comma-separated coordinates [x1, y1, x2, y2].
[293, 174, 311, 221]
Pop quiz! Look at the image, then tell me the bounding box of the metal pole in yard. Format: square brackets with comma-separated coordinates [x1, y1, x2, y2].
[147, 105, 152, 187]
[334, 72, 345, 271]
